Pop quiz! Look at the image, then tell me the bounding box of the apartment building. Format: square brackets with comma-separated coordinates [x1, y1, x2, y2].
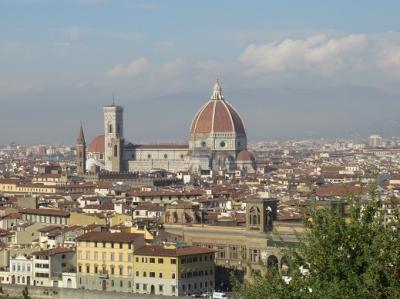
[133, 243, 215, 296]
[76, 232, 145, 292]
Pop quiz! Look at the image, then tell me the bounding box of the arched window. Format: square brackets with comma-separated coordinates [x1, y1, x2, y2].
[109, 124, 112, 133]
[114, 145, 118, 157]
[249, 207, 261, 225]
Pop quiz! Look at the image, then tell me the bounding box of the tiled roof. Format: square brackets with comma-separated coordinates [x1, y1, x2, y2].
[20, 208, 70, 217]
[76, 231, 143, 243]
[32, 247, 75, 256]
[134, 244, 215, 257]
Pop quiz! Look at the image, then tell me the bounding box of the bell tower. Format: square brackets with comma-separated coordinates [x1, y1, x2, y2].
[76, 125, 86, 176]
[103, 99, 124, 172]
[246, 197, 278, 232]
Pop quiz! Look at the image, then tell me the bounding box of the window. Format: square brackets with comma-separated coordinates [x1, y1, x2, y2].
[108, 124, 112, 133]
[230, 246, 239, 259]
[149, 258, 155, 263]
[86, 265, 90, 273]
[102, 252, 106, 261]
[86, 252, 90, 260]
[78, 265, 82, 273]
[143, 284, 147, 291]
[159, 273, 162, 278]
[110, 253, 114, 261]
[119, 243, 123, 249]
[135, 257, 139, 263]
[217, 245, 225, 259]
[158, 258, 163, 264]
[120, 280, 123, 288]
[128, 254, 132, 262]
[164, 154, 168, 159]
[94, 252, 98, 260]
[111, 267, 115, 275]
[172, 273, 176, 279]
[119, 267, 123, 276]
[171, 259, 176, 264]
[250, 249, 260, 263]
[172, 286, 176, 293]
[114, 145, 118, 157]
[94, 265, 98, 274]
[136, 283, 139, 290]
[220, 141, 226, 147]
[111, 280, 114, 287]
[111, 242, 114, 249]
[136, 271, 139, 276]
[149, 272, 155, 278]
[143, 271, 147, 277]
[119, 253, 123, 262]
[159, 285, 163, 292]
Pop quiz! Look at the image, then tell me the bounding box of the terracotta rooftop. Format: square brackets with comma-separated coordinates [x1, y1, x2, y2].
[20, 208, 70, 217]
[32, 247, 75, 256]
[134, 244, 215, 257]
[76, 231, 143, 243]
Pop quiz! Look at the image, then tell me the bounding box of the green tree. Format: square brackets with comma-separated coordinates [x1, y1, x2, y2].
[233, 185, 400, 299]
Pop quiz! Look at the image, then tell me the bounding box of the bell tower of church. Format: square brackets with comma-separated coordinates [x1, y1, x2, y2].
[76, 125, 86, 176]
[103, 99, 124, 172]
[246, 197, 278, 232]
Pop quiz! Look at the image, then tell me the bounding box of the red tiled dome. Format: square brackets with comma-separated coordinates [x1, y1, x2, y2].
[190, 81, 246, 135]
[88, 134, 105, 153]
[237, 150, 254, 161]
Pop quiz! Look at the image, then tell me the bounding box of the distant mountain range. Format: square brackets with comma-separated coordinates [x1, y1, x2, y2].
[1, 85, 399, 144]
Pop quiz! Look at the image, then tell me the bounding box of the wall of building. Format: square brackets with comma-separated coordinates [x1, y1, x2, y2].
[0, 285, 184, 299]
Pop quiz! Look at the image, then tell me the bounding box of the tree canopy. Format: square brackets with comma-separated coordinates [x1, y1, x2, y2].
[233, 186, 400, 298]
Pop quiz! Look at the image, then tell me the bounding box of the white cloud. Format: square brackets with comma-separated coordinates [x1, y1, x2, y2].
[239, 34, 367, 76]
[378, 47, 400, 73]
[106, 57, 148, 78]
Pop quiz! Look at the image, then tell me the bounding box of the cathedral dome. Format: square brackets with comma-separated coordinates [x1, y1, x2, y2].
[88, 134, 105, 153]
[237, 150, 254, 162]
[190, 80, 246, 135]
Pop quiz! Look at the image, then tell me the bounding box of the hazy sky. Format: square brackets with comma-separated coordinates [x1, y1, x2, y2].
[2, 0, 400, 145]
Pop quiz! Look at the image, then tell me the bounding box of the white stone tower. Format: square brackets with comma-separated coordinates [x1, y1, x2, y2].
[103, 100, 124, 172]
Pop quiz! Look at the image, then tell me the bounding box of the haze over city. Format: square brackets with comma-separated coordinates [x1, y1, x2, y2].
[2, 0, 400, 144]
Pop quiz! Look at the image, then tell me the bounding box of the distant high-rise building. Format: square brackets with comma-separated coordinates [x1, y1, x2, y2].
[368, 134, 383, 148]
[76, 125, 86, 176]
[103, 101, 124, 172]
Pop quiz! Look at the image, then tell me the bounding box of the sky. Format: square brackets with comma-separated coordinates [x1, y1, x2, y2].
[2, 0, 400, 145]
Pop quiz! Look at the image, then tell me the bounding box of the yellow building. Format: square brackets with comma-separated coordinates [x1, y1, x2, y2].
[134, 243, 215, 296]
[69, 212, 107, 226]
[76, 231, 145, 292]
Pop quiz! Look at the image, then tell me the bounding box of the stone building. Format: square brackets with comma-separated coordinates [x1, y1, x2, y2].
[163, 197, 303, 282]
[76, 125, 86, 176]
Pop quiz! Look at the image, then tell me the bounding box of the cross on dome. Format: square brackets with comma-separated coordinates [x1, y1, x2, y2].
[211, 78, 223, 100]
